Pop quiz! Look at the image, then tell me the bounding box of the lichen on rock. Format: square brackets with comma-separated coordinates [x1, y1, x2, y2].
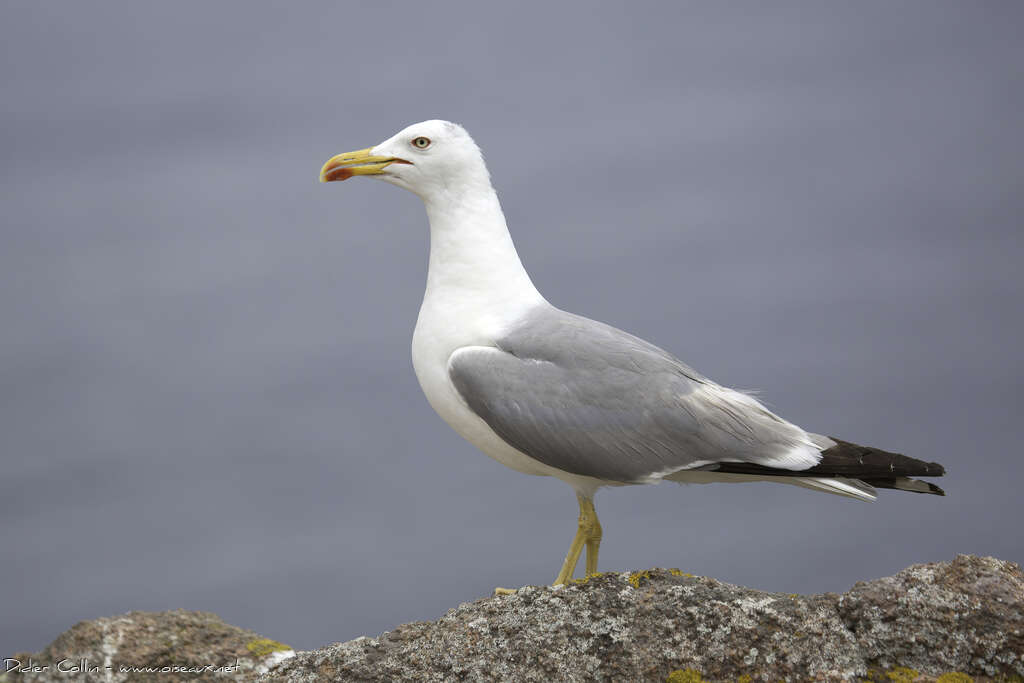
[3, 610, 293, 682]
[4, 555, 1021, 682]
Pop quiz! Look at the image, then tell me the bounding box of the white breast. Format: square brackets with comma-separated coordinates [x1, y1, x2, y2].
[411, 295, 560, 478]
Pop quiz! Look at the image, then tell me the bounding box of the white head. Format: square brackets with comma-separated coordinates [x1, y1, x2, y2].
[319, 120, 491, 201]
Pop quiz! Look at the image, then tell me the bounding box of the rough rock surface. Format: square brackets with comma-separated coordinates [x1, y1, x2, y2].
[270, 555, 1022, 682]
[4, 555, 1021, 682]
[2, 610, 293, 682]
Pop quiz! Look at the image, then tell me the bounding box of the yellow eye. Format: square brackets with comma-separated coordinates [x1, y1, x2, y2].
[412, 136, 431, 149]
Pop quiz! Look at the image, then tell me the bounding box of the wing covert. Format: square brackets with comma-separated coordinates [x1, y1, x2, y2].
[447, 307, 822, 483]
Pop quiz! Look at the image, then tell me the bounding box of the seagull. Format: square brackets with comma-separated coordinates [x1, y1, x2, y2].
[319, 120, 945, 586]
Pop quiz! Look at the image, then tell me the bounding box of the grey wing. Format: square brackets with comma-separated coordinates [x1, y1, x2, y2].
[448, 306, 822, 484]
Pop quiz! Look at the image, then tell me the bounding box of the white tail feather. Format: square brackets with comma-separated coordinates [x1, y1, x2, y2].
[666, 470, 877, 502]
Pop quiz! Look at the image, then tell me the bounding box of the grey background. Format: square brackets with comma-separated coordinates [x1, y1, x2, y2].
[2, 1, 1021, 656]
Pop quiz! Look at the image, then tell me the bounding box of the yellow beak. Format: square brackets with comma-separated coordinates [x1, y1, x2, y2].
[319, 147, 410, 182]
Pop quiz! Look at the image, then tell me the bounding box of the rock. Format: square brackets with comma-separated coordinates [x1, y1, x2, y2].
[2, 610, 293, 682]
[268, 555, 1022, 682]
[838, 555, 1024, 679]
[4, 556, 1021, 682]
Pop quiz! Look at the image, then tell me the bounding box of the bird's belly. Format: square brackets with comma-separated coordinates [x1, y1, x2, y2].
[409, 348, 557, 475]
[410, 310, 569, 478]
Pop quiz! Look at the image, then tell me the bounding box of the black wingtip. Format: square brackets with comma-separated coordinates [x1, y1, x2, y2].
[824, 437, 947, 479]
[859, 476, 947, 495]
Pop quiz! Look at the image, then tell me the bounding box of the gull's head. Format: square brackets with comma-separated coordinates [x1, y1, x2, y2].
[319, 120, 489, 200]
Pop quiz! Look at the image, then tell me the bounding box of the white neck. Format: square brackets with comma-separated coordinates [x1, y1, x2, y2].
[421, 183, 544, 316]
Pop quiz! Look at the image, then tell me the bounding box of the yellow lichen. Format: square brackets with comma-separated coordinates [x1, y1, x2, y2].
[935, 674, 973, 683]
[735, 675, 752, 683]
[246, 637, 291, 657]
[668, 568, 695, 578]
[631, 568, 697, 587]
[886, 666, 920, 682]
[570, 572, 607, 585]
[629, 570, 654, 587]
[666, 669, 708, 683]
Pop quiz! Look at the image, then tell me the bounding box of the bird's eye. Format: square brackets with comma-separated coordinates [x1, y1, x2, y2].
[412, 136, 431, 149]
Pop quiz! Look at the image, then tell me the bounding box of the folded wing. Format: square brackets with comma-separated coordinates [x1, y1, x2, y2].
[448, 306, 826, 484]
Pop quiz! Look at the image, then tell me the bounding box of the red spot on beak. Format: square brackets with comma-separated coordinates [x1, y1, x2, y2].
[323, 165, 354, 182]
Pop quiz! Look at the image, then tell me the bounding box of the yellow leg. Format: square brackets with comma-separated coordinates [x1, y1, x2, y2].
[494, 494, 603, 595]
[584, 500, 603, 577]
[553, 494, 602, 585]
